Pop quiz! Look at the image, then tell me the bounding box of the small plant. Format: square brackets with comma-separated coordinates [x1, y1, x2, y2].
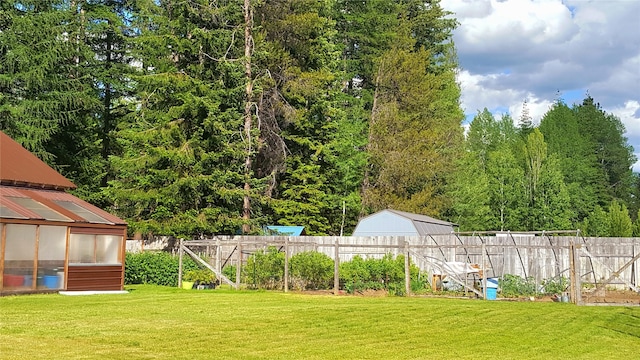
[387, 282, 406, 297]
[222, 265, 236, 280]
[499, 274, 537, 298]
[183, 269, 216, 284]
[541, 276, 568, 295]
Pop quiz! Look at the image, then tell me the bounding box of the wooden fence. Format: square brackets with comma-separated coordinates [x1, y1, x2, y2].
[129, 232, 640, 305]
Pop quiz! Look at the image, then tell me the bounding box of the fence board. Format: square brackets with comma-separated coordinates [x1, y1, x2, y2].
[135, 233, 640, 303]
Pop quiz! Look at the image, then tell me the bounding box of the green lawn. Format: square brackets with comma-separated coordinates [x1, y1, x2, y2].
[1, 285, 638, 359]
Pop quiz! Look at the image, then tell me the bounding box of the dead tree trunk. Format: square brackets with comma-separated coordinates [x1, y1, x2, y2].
[242, 0, 253, 234]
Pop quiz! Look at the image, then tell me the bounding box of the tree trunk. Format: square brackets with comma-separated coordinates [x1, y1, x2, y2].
[101, 28, 113, 188]
[242, 0, 253, 234]
[360, 63, 383, 216]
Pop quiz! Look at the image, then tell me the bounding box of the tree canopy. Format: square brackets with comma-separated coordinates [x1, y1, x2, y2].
[1, 0, 636, 238]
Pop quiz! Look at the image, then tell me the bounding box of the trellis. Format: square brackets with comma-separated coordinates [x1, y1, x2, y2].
[172, 231, 640, 305]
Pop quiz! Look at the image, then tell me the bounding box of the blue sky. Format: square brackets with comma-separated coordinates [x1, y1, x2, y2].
[440, 0, 640, 170]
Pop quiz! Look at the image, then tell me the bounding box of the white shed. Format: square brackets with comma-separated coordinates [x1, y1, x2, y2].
[351, 209, 457, 236]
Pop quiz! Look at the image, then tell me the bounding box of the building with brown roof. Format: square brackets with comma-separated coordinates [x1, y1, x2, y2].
[0, 131, 127, 294]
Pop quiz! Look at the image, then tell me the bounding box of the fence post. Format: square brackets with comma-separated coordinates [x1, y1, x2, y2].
[405, 241, 410, 296]
[569, 239, 577, 304]
[574, 244, 582, 305]
[236, 242, 242, 290]
[215, 237, 221, 277]
[334, 239, 340, 295]
[284, 237, 289, 293]
[482, 242, 487, 300]
[178, 238, 183, 288]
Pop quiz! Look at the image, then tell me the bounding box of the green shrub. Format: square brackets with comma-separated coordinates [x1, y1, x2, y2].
[541, 276, 568, 295]
[387, 282, 406, 297]
[339, 254, 427, 295]
[499, 274, 538, 297]
[125, 252, 198, 286]
[290, 251, 334, 290]
[183, 269, 216, 283]
[339, 255, 370, 286]
[244, 246, 285, 289]
[368, 253, 405, 285]
[222, 265, 236, 280]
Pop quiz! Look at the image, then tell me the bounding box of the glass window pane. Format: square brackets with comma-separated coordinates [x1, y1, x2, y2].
[3, 224, 36, 290]
[7, 197, 70, 222]
[0, 205, 27, 219]
[69, 234, 95, 264]
[38, 226, 67, 261]
[37, 226, 67, 290]
[96, 235, 122, 264]
[53, 201, 111, 224]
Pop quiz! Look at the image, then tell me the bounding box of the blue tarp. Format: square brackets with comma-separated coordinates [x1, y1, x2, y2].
[265, 226, 305, 236]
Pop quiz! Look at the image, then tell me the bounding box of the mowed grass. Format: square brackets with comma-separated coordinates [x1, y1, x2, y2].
[1, 286, 639, 359]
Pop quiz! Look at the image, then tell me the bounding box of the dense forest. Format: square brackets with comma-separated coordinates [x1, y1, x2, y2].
[1, 0, 637, 238]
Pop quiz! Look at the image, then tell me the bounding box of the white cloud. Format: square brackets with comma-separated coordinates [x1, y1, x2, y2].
[443, 0, 640, 169]
[609, 100, 640, 172]
[457, 70, 522, 115]
[612, 100, 640, 138]
[457, 70, 552, 126]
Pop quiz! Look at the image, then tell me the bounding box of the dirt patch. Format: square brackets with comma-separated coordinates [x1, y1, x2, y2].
[293, 289, 337, 296]
[292, 289, 388, 297]
[582, 290, 640, 305]
[354, 289, 388, 297]
[293, 289, 640, 304]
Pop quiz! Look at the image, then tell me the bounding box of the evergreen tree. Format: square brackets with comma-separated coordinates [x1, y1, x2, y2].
[582, 206, 609, 237]
[105, 0, 252, 236]
[632, 209, 640, 237]
[608, 200, 633, 237]
[538, 100, 605, 223]
[254, 0, 348, 235]
[0, 0, 99, 165]
[575, 95, 636, 205]
[448, 150, 492, 231]
[518, 99, 533, 138]
[363, 46, 463, 216]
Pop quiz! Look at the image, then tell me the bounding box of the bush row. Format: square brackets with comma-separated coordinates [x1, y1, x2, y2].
[239, 247, 428, 295]
[125, 249, 429, 295]
[125, 252, 199, 287]
[125, 251, 569, 297]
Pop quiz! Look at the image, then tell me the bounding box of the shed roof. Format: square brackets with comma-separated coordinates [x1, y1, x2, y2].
[0, 131, 76, 190]
[385, 209, 458, 227]
[265, 226, 306, 236]
[354, 209, 457, 236]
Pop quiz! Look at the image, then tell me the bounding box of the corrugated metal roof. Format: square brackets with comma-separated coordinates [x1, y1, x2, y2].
[412, 221, 455, 235]
[0, 131, 76, 190]
[386, 209, 457, 227]
[265, 226, 306, 236]
[354, 209, 456, 236]
[0, 185, 126, 225]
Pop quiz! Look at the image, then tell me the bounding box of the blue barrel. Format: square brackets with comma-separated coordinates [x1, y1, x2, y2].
[43, 275, 59, 289]
[486, 287, 497, 300]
